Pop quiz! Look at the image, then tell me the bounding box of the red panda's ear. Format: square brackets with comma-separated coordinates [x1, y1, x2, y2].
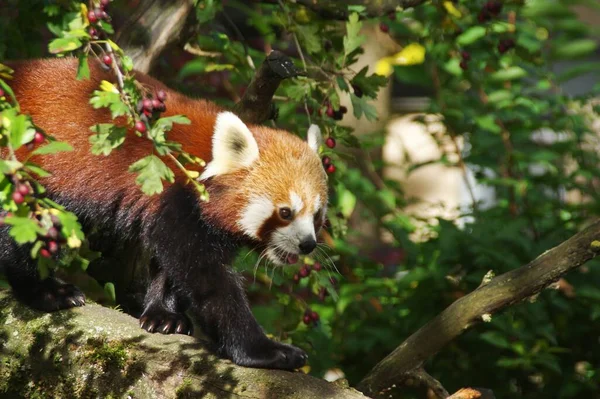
[200, 112, 260, 180]
[307, 124, 322, 153]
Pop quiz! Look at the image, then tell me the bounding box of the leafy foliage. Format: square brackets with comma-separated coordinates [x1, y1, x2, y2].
[1, 0, 600, 397]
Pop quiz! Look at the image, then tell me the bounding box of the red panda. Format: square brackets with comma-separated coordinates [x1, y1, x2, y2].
[1, 58, 328, 370]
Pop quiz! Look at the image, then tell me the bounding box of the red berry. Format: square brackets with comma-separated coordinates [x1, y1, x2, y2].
[299, 267, 310, 278]
[48, 241, 59, 254]
[134, 121, 147, 133]
[40, 248, 51, 258]
[88, 10, 98, 23]
[17, 184, 29, 196]
[0, 88, 4, 97]
[326, 164, 336, 174]
[339, 106, 348, 114]
[379, 23, 389, 33]
[102, 55, 112, 66]
[151, 99, 162, 110]
[12, 192, 24, 204]
[142, 99, 153, 111]
[322, 156, 331, 166]
[303, 315, 312, 325]
[313, 262, 322, 271]
[101, 0, 110, 6]
[89, 27, 98, 39]
[156, 90, 167, 102]
[461, 51, 471, 61]
[459, 60, 469, 70]
[94, 8, 105, 20]
[326, 106, 334, 118]
[325, 137, 336, 148]
[33, 132, 45, 144]
[310, 311, 319, 321]
[47, 226, 59, 240]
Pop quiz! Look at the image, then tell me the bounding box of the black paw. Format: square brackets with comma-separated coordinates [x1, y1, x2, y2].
[232, 341, 308, 370]
[26, 278, 85, 312]
[139, 308, 193, 336]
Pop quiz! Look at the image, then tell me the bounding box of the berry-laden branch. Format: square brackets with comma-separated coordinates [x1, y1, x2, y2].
[357, 220, 600, 397]
[48, 0, 208, 198]
[0, 67, 87, 273]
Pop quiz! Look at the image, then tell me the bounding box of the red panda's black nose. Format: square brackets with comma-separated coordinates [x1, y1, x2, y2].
[299, 238, 317, 254]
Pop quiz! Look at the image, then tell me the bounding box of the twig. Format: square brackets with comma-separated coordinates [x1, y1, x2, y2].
[357, 220, 600, 397]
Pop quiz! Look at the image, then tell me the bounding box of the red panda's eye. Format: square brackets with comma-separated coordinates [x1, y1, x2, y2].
[279, 207, 292, 220]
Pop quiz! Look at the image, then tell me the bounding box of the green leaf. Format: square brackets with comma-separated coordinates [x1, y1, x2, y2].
[48, 37, 82, 54]
[475, 115, 501, 134]
[5, 217, 45, 244]
[343, 13, 365, 57]
[104, 282, 116, 303]
[89, 124, 127, 156]
[89, 91, 129, 118]
[77, 53, 90, 80]
[296, 25, 322, 54]
[351, 67, 388, 99]
[3, 108, 35, 148]
[490, 66, 527, 81]
[31, 141, 73, 156]
[154, 115, 191, 131]
[128, 155, 174, 195]
[350, 94, 378, 121]
[553, 39, 598, 59]
[25, 163, 51, 178]
[456, 26, 486, 46]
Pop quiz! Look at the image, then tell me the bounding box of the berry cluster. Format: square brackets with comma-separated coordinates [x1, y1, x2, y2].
[498, 38, 515, 54]
[135, 90, 168, 133]
[321, 137, 336, 174]
[303, 309, 320, 326]
[326, 104, 347, 121]
[38, 215, 64, 258]
[478, 0, 503, 23]
[87, 0, 111, 39]
[293, 262, 322, 282]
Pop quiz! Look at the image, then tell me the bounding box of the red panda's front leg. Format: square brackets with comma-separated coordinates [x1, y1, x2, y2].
[146, 183, 307, 370]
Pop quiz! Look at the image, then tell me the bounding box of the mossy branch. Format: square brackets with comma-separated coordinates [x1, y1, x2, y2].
[0, 290, 365, 399]
[358, 220, 600, 397]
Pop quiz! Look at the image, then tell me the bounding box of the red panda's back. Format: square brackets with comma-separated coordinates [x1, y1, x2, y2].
[7, 58, 220, 209]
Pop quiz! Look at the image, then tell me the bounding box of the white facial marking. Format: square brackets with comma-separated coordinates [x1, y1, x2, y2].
[239, 196, 273, 239]
[290, 191, 304, 213]
[307, 124, 322, 153]
[200, 111, 260, 180]
[314, 194, 321, 214]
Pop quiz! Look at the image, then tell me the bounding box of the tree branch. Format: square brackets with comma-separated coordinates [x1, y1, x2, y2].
[114, 0, 194, 73]
[232, 50, 302, 124]
[358, 220, 600, 397]
[0, 290, 366, 399]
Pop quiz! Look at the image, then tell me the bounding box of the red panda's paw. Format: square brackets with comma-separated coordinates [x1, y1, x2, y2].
[25, 278, 86, 312]
[232, 341, 308, 370]
[139, 308, 193, 336]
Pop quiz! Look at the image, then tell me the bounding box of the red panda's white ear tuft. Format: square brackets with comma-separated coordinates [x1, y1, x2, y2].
[307, 124, 322, 153]
[200, 112, 260, 180]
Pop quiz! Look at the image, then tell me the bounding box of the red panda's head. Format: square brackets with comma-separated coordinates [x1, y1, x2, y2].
[200, 112, 328, 265]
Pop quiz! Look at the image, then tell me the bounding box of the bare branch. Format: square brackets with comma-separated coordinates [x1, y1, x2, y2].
[358, 220, 600, 397]
[233, 50, 302, 124]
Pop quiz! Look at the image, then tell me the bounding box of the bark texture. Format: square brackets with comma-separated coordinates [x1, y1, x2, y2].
[0, 290, 366, 399]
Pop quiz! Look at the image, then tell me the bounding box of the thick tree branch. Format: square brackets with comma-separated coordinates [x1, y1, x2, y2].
[114, 0, 194, 73]
[358, 220, 600, 397]
[0, 290, 366, 399]
[233, 50, 301, 124]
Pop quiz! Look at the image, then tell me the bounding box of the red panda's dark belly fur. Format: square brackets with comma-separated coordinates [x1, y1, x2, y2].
[1, 58, 309, 371]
